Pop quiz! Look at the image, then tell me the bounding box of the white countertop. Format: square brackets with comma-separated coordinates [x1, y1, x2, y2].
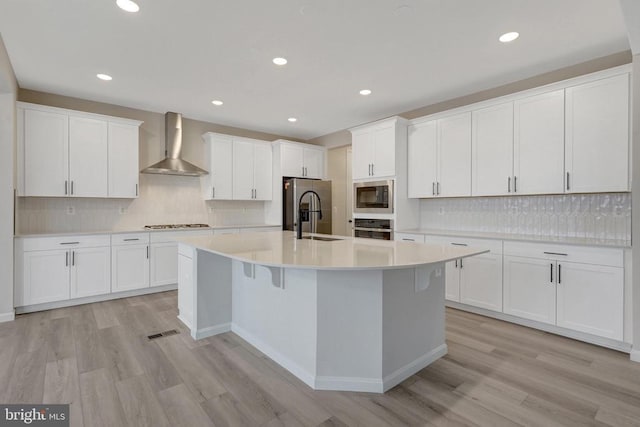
[177, 231, 488, 270]
[14, 224, 281, 238]
[397, 228, 631, 249]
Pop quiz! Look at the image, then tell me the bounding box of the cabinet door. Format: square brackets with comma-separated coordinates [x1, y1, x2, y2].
[178, 253, 194, 328]
[112, 244, 149, 292]
[556, 262, 623, 340]
[303, 147, 324, 179]
[565, 74, 629, 193]
[460, 253, 502, 312]
[407, 121, 437, 198]
[472, 102, 514, 196]
[232, 139, 255, 200]
[445, 261, 460, 302]
[23, 109, 69, 197]
[281, 144, 304, 177]
[253, 142, 273, 200]
[372, 125, 396, 178]
[23, 250, 70, 305]
[351, 131, 374, 179]
[438, 112, 471, 197]
[513, 90, 565, 195]
[68, 116, 108, 197]
[211, 137, 234, 200]
[503, 256, 556, 324]
[108, 122, 139, 198]
[70, 247, 111, 298]
[150, 242, 178, 286]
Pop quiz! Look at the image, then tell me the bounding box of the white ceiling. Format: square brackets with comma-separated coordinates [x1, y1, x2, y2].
[0, 0, 630, 140]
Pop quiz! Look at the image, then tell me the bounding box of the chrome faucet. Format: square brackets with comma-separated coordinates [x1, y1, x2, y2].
[297, 190, 323, 239]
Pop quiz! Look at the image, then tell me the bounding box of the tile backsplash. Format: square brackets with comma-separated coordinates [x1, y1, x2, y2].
[419, 193, 631, 241]
[16, 174, 267, 234]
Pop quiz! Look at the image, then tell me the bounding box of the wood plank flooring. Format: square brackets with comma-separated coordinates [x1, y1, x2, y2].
[2, 290, 639, 426]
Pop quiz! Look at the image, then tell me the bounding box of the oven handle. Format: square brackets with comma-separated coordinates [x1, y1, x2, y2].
[353, 227, 393, 233]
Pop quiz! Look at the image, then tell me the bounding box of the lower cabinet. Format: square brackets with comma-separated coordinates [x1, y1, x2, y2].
[22, 249, 70, 305]
[111, 233, 150, 292]
[150, 242, 179, 287]
[70, 246, 111, 298]
[503, 255, 556, 324]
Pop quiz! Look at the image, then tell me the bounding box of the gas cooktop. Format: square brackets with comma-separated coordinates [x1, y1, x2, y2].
[144, 224, 210, 230]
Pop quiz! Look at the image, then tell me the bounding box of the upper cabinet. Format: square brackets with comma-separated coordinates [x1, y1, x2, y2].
[409, 112, 471, 198]
[278, 141, 326, 179]
[565, 73, 630, 193]
[18, 103, 142, 198]
[350, 117, 407, 180]
[201, 133, 233, 200]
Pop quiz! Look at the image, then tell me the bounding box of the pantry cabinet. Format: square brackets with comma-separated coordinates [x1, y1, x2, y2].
[351, 117, 405, 180]
[232, 138, 273, 200]
[279, 141, 325, 179]
[565, 73, 630, 193]
[18, 102, 142, 198]
[201, 133, 233, 200]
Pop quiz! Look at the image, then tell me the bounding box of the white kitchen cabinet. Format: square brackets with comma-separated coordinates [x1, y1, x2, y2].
[178, 245, 194, 328]
[409, 113, 471, 198]
[18, 102, 142, 198]
[351, 118, 404, 180]
[22, 249, 70, 305]
[111, 233, 150, 292]
[556, 262, 623, 340]
[201, 133, 233, 200]
[565, 73, 630, 193]
[279, 141, 325, 179]
[232, 138, 273, 200]
[444, 260, 461, 302]
[68, 116, 108, 197]
[513, 90, 565, 195]
[70, 246, 111, 298]
[150, 242, 179, 287]
[472, 102, 514, 196]
[108, 122, 140, 198]
[503, 255, 557, 324]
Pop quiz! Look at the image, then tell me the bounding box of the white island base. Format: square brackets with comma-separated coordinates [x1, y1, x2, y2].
[182, 248, 448, 393]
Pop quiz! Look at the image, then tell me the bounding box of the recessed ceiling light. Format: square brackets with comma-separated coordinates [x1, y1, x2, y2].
[211, 100, 223, 106]
[499, 32, 519, 43]
[359, 89, 372, 96]
[116, 0, 140, 12]
[96, 73, 113, 81]
[288, 117, 297, 122]
[273, 57, 288, 66]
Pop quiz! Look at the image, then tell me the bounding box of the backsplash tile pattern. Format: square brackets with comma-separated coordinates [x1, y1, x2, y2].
[419, 193, 631, 241]
[16, 174, 267, 234]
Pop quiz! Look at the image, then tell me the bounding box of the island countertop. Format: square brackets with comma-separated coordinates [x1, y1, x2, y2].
[176, 230, 488, 271]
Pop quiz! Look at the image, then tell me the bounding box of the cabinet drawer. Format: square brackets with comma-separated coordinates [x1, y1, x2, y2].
[394, 233, 425, 243]
[21, 234, 110, 251]
[424, 235, 502, 254]
[150, 229, 213, 243]
[111, 233, 149, 245]
[503, 241, 623, 267]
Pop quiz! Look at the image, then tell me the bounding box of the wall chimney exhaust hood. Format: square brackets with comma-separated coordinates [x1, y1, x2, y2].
[142, 112, 208, 176]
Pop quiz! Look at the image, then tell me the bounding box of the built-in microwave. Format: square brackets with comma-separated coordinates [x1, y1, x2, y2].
[353, 180, 394, 214]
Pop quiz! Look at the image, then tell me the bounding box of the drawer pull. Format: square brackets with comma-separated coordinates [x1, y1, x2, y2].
[124, 238, 140, 241]
[451, 243, 468, 246]
[402, 238, 415, 241]
[550, 263, 553, 283]
[60, 242, 80, 245]
[543, 251, 568, 256]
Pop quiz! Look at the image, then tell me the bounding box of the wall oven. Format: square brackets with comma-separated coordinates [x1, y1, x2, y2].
[353, 180, 393, 214]
[353, 218, 394, 240]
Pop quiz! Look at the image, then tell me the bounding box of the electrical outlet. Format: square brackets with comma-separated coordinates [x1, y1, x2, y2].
[66, 206, 76, 215]
[119, 207, 127, 215]
[439, 207, 445, 215]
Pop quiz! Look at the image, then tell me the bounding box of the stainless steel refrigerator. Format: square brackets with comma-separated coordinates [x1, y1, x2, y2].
[283, 178, 332, 235]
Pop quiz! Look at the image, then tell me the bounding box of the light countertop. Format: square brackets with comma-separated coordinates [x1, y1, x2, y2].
[177, 231, 488, 271]
[396, 228, 631, 249]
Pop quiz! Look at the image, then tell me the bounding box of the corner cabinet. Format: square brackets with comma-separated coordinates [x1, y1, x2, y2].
[350, 117, 406, 180]
[17, 102, 142, 198]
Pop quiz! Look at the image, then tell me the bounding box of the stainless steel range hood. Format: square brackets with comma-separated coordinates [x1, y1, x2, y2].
[142, 112, 208, 176]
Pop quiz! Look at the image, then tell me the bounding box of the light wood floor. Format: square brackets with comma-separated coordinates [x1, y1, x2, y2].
[2, 291, 640, 427]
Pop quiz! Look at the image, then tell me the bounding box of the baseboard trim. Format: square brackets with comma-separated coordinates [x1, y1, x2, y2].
[382, 344, 448, 392]
[630, 350, 640, 363]
[177, 314, 192, 330]
[194, 323, 231, 340]
[231, 323, 316, 389]
[0, 311, 15, 323]
[314, 375, 384, 393]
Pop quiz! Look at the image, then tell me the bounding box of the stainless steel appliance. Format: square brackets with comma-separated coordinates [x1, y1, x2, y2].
[144, 224, 210, 230]
[353, 180, 393, 214]
[283, 178, 332, 235]
[353, 218, 393, 240]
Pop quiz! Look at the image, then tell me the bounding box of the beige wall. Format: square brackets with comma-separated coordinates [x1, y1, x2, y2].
[0, 35, 17, 320]
[327, 146, 350, 236]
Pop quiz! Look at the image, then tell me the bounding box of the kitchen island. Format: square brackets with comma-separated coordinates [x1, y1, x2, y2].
[176, 231, 486, 393]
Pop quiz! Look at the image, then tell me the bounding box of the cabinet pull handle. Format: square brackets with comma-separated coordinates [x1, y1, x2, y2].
[508, 176, 511, 193]
[60, 241, 79, 245]
[514, 176, 517, 193]
[135, 184, 138, 196]
[212, 187, 215, 198]
[147, 246, 149, 259]
[455, 259, 458, 268]
[65, 251, 69, 267]
[558, 264, 561, 284]
[71, 181, 74, 195]
[451, 242, 468, 246]
[543, 251, 568, 256]
[72, 251, 75, 266]
[566, 172, 570, 191]
[371, 164, 374, 176]
[460, 258, 463, 268]
[550, 263, 553, 283]
[437, 182, 440, 195]
[402, 238, 414, 241]
[65, 180, 68, 195]
[124, 238, 139, 241]
[432, 182, 435, 196]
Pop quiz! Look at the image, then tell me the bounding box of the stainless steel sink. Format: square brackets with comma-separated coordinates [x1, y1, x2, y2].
[301, 236, 342, 242]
